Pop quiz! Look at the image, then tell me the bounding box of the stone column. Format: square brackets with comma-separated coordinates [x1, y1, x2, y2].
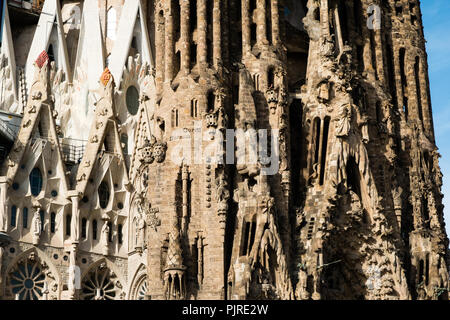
[0, 177, 9, 232]
[242, 0, 251, 54]
[271, 0, 279, 45]
[198, 0, 207, 68]
[256, 0, 266, 44]
[320, 0, 330, 37]
[180, 0, 190, 75]
[197, 233, 204, 286]
[69, 191, 81, 243]
[67, 243, 79, 300]
[165, 4, 174, 82]
[181, 165, 189, 234]
[374, 29, 385, 84]
[155, 8, 165, 93]
[419, 58, 433, 136]
[213, 0, 222, 68]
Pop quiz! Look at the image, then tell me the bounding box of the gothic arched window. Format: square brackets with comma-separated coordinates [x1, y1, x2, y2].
[29, 168, 43, 196]
[98, 182, 110, 209]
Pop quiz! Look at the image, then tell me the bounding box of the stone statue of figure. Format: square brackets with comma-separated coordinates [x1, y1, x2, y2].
[335, 103, 369, 143]
[335, 104, 352, 138]
[134, 203, 146, 251]
[32, 211, 42, 245]
[296, 265, 310, 300]
[100, 221, 110, 255]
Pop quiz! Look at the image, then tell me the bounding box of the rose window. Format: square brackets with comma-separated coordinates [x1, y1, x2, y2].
[81, 264, 118, 300]
[10, 260, 46, 300]
[137, 278, 148, 300]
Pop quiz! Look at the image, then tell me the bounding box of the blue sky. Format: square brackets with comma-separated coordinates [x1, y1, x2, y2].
[421, 0, 450, 237]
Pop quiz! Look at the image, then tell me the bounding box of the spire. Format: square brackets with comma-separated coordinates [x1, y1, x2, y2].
[165, 219, 184, 270]
[163, 215, 186, 300]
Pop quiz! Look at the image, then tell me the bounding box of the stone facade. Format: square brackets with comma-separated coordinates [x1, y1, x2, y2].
[0, 0, 448, 300]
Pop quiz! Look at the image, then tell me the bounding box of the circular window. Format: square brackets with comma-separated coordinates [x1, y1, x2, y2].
[98, 182, 110, 209]
[10, 259, 45, 300]
[51, 190, 58, 197]
[9, 247, 15, 254]
[117, 202, 124, 210]
[29, 168, 43, 196]
[126, 86, 139, 115]
[82, 196, 89, 203]
[81, 265, 118, 300]
[137, 278, 148, 300]
[12, 183, 19, 190]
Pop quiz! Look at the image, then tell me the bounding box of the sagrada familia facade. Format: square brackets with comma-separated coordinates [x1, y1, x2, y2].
[0, 0, 448, 300]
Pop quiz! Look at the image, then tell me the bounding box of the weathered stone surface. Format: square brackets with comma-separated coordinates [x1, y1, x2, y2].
[0, 0, 447, 301]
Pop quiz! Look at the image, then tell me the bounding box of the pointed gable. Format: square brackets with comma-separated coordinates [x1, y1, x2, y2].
[2, 55, 69, 194]
[109, 0, 153, 88]
[75, 69, 129, 195]
[25, 0, 71, 94]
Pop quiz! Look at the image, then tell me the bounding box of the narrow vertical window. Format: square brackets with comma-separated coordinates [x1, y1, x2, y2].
[241, 222, 250, 256]
[108, 222, 113, 243]
[10, 206, 17, 227]
[386, 38, 396, 105]
[29, 168, 43, 196]
[370, 31, 378, 80]
[267, 67, 275, 88]
[207, 91, 215, 113]
[98, 182, 110, 209]
[50, 212, 56, 233]
[47, 44, 55, 62]
[39, 210, 45, 231]
[118, 224, 123, 244]
[66, 214, 72, 236]
[92, 219, 98, 240]
[82, 218, 87, 239]
[313, 117, 321, 166]
[23, 207, 28, 229]
[399, 48, 407, 91]
[414, 56, 423, 124]
[319, 117, 330, 185]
